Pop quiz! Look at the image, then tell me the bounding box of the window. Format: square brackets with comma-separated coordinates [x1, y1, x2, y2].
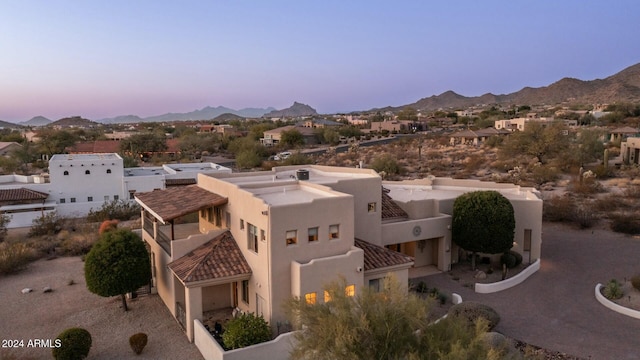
[113, 195, 119, 201]
[106, 169, 112, 174]
[369, 279, 380, 292]
[104, 195, 109, 201]
[240, 219, 244, 230]
[345, 284, 355, 297]
[324, 291, 332, 303]
[129, 191, 135, 200]
[214, 207, 222, 226]
[59, 198, 66, 204]
[63, 171, 69, 176]
[206, 208, 214, 222]
[87, 196, 93, 202]
[305, 292, 317, 305]
[226, 212, 231, 228]
[308, 227, 318, 242]
[368, 202, 377, 213]
[241, 280, 249, 304]
[286, 230, 297, 245]
[70, 197, 76, 203]
[248, 223, 258, 253]
[329, 224, 340, 239]
[85, 170, 90, 175]
[260, 229, 266, 242]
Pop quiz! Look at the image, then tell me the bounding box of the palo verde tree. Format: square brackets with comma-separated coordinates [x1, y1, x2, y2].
[452, 191, 515, 270]
[285, 276, 504, 360]
[84, 229, 151, 311]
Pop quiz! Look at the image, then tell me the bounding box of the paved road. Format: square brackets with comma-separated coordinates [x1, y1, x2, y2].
[422, 223, 640, 360]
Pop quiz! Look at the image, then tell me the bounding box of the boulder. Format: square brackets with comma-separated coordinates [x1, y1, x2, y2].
[43, 286, 52, 293]
[474, 270, 487, 279]
[21, 288, 32, 294]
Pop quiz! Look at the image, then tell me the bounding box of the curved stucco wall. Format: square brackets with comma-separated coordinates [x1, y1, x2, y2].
[594, 283, 640, 320]
[475, 259, 540, 293]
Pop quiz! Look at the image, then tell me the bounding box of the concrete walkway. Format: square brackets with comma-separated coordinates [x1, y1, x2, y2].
[419, 223, 640, 360]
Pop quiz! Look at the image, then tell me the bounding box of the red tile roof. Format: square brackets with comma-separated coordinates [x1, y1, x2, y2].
[67, 140, 121, 154]
[135, 185, 227, 222]
[168, 231, 251, 283]
[354, 238, 414, 271]
[381, 189, 408, 221]
[0, 188, 49, 203]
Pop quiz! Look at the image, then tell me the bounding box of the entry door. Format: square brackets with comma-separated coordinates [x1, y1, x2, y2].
[232, 282, 238, 308]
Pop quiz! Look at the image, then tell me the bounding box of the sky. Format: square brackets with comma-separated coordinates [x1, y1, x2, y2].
[1, 1, 640, 122]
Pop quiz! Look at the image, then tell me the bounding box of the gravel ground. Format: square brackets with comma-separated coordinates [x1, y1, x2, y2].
[0, 256, 203, 360]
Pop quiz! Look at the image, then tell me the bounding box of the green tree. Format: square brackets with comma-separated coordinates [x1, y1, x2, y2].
[280, 129, 305, 148]
[36, 128, 79, 156]
[452, 191, 515, 270]
[222, 313, 272, 350]
[500, 121, 569, 164]
[84, 229, 151, 311]
[574, 128, 605, 165]
[370, 154, 403, 177]
[120, 132, 167, 159]
[286, 276, 500, 360]
[52, 327, 92, 360]
[397, 107, 418, 121]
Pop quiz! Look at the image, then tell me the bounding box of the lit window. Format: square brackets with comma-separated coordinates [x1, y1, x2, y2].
[324, 291, 332, 303]
[308, 227, 318, 242]
[286, 230, 297, 245]
[329, 224, 340, 239]
[368, 202, 377, 213]
[70, 197, 76, 203]
[85, 170, 90, 175]
[248, 223, 258, 253]
[63, 171, 69, 176]
[241, 280, 249, 304]
[87, 196, 93, 202]
[345, 284, 355, 297]
[305, 292, 317, 305]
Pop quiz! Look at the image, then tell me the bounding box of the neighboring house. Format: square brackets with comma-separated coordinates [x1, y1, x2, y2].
[609, 126, 640, 142]
[67, 140, 121, 154]
[0, 142, 23, 157]
[494, 117, 572, 132]
[260, 125, 317, 147]
[301, 118, 342, 128]
[621, 137, 640, 165]
[449, 128, 509, 146]
[134, 165, 542, 343]
[0, 187, 55, 228]
[0, 153, 231, 227]
[372, 120, 426, 133]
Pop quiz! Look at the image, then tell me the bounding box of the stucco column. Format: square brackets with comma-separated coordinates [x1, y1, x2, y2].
[185, 286, 202, 342]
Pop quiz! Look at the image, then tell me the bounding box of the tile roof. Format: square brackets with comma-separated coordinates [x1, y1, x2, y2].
[168, 231, 251, 283]
[0, 188, 49, 202]
[354, 238, 414, 271]
[67, 140, 121, 153]
[165, 178, 197, 187]
[381, 189, 408, 220]
[135, 185, 227, 222]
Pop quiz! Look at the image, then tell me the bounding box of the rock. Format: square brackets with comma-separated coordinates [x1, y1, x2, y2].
[43, 286, 52, 293]
[474, 270, 487, 279]
[21, 288, 32, 294]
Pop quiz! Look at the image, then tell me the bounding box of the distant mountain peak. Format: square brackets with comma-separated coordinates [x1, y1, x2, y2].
[20, 116, 51, 127]
[265, 102, 318, 117]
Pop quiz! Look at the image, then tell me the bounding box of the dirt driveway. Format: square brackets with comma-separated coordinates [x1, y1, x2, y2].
[0, 256, 203, 360]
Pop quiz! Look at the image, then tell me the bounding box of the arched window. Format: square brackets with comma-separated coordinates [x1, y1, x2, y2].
[106, 169, 112, 174]
[63, 171, 69, 176]
[85, 170, 90, 175]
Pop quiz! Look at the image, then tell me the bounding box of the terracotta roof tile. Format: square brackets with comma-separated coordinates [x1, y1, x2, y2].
[381, 189, 408, 220]
[67, 140, 121, 154]
[165, 178, 197, 186]
[135, 185, 227, 222]
[169, 231, 251, 283]
[354, 238, 414, 271]
[0, 188, 49, 202]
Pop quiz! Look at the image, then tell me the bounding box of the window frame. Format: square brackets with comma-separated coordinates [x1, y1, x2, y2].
[329, 224, 340, 240]
[241, 280, 249, 304]
[286, 230, 298, 246]
[248, 223, 258, 253]
[308, 227, 319, 242]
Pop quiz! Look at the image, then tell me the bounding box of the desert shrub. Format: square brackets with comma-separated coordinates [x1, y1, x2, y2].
[568, 179, 603, 195]
[59, 236, 95, 256]
[370, 154, 404, 177]
[572, 205, 598, 229]
[592, 164, 615, 179]
[222, 313, 272, 350]
[129, 333, 148, 355]
[500, 251, 523, 269]
[447, 302, 500, 331]
[87, 200, 140, 222]
[98, 220, 119, 235]
[415, 281, 428, 293]
[52, 327, 92, 360]
[29, 212, 65, 237]
[609, 213, 640, 235]
[281, 153, 314, 166]
[530, 164, 560, 185]
[623, 185, 640, 199]
[631, 275, 640, 291]
[592, 195, 622, 212]
[0, 242, 36, 275]
[543, 196, 575, 222]
[0, 213, 9, 243]
[602, 279, 623, 300]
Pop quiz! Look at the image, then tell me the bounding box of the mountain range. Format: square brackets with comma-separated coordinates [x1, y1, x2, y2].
[99, 105, 276, 124]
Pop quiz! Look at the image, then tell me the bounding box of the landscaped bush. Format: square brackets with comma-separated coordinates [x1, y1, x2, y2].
[28, 212, 65, 237]
[129, 333, 148, 355]
[0, 242, 36, 275]
[52, 327, 92, 360]
[609, 213, 640, 235]
[222, 313, 272, 350]
[87, 200, 140, 222]
[500, 252, 517, 269]
[447, 302, 501, 331]
[631, 275, 640, 291]
[602, 279, 623, 300]
[415, 281, 428, 293]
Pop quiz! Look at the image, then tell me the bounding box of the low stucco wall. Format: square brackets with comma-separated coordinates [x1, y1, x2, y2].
[594, 283, 640, 320]
[194, 320, 296, 360]
[475, 259, 540, 293]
